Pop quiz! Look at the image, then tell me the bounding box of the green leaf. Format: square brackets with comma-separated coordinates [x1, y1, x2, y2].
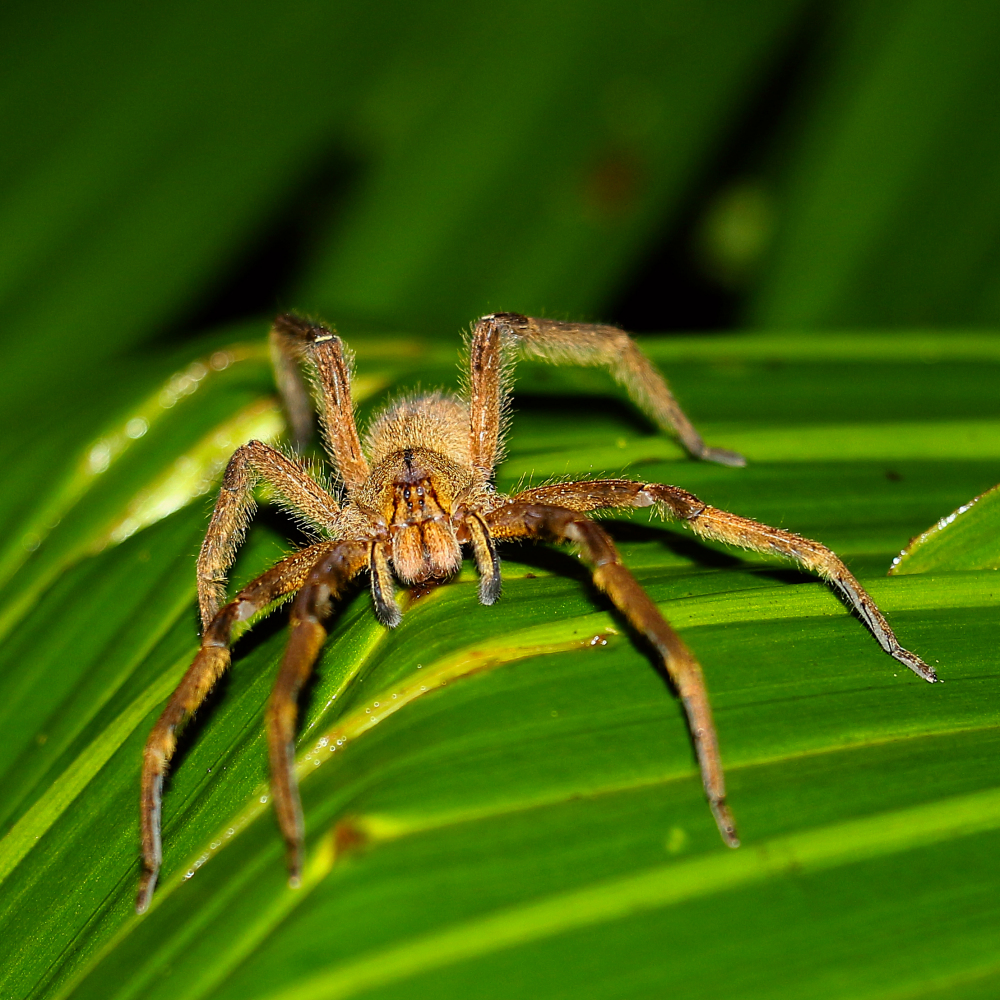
[0, 0, 808, 418]
[891, 484, 1000, 574]
[750, 0, 1000, 328]
[297, 1, 809, 330]
[1, 328, 999, 1000]
[0, 1, 407, 412]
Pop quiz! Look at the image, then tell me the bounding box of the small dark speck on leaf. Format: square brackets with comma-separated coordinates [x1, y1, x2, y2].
[885, 470, 902, 482]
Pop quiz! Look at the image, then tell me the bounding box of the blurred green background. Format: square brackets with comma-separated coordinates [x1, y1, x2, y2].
[4, 0, 1000, 418]
[3, 2, 1000, 999]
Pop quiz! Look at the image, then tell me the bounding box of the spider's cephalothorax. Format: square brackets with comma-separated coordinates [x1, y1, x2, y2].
[136, 312, 936, 913]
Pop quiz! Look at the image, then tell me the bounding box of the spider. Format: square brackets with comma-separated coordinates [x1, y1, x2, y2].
[136, 312, 936, 912]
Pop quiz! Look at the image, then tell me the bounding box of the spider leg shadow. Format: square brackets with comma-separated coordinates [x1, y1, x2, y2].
[605, 518, 820, 588]
[495, 517, 746, 579]
[494, 521, 713, 773]
[495, 518, 810, 755]
[599, 518, 742, 569]
[514, 392, 658, 437]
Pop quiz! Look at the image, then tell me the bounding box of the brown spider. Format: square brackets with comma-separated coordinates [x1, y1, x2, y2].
[136, 312, 936, 912]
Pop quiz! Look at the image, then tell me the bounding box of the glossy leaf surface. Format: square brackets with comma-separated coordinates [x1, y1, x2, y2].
[0, 329, 997, 999]
[892, 483, 1000, 574]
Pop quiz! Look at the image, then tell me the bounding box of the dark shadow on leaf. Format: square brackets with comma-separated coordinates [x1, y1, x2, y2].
[512, 392, 657, 438]
[599, 519, 745, 569]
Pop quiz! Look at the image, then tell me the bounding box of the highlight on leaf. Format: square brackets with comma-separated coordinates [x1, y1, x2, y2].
[890, 483, 1000, 575]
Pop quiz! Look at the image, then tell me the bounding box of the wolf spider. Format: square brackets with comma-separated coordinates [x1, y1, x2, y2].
[136, 312, 935, 912]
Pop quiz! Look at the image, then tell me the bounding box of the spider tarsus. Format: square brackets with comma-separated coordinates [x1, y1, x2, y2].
[893, 647, 938, 683]
[135, 869, 157, 914]
[478, 570, 502, 605]
[376, 605, 403, 628]
[372, 582, 403, 627]
[710, 800, 741, 849]
[701, 446, 747, 468]
[286, 842, 304, 889]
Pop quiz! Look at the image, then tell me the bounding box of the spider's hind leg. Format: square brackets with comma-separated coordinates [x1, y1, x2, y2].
[137, 541, 335, 913]
[266, 540, 370, 885]
[485, 500, 739, 850]
[270, 313, 370, 491]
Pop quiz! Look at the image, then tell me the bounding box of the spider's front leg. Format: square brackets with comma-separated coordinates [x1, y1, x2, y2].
[511, 479, 935, 682]
[197, 439, 340, 627]
[270, 313, 370, 490]
[485, 501, 740, 849]
[266, 540, 369, 884]
[137, 542, 337, 913]
[468, 313, 745, 478]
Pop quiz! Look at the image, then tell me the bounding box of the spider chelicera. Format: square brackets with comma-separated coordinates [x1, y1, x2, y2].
[136, 312, 936, 912]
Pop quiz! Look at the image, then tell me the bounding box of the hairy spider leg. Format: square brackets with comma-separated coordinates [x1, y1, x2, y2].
[467, 313, 507, 480]
[464, 511, 502, 604]
[197, 440, 341, 627]
[266, 540, 370, 884]
[485, 501, 739, 850]
[269, 317, 316, 449]
[510, 478, 936, 682]
[271, 314, 370, 492]
[369, 540, 402, 627]
[467, 313, 746, 480]
[137, 542, 337, 913]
